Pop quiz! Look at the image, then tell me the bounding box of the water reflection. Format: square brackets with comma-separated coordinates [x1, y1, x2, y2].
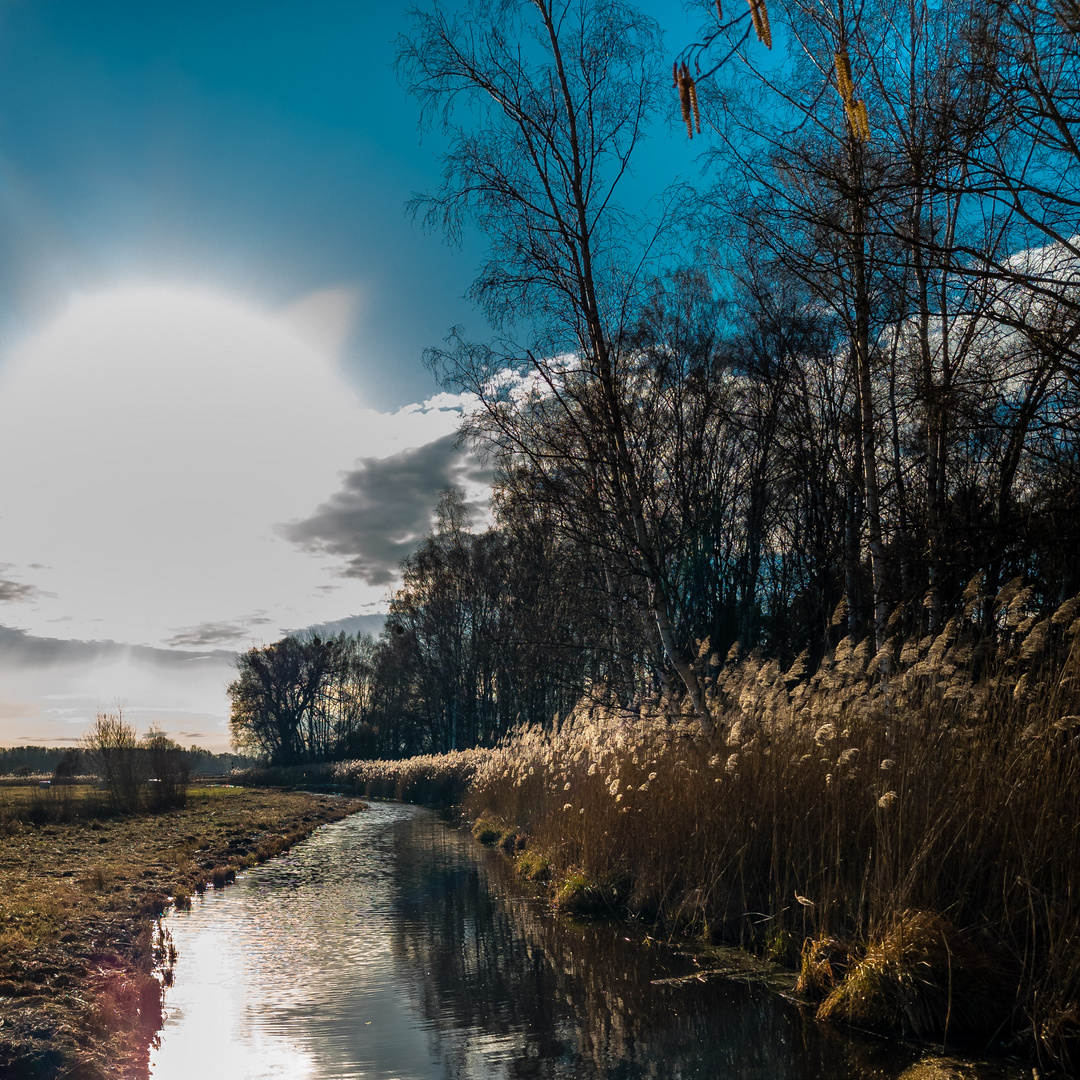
[151, 804, 1006, 1079]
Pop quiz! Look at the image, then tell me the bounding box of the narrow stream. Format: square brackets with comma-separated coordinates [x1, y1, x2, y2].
[149, 802, 1012, 1079]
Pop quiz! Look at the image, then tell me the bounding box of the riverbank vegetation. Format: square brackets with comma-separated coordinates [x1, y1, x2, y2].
[0, 784, 362, 1078]
[312, 612, 1078, 1068]
[225, 0, 1079, 1070]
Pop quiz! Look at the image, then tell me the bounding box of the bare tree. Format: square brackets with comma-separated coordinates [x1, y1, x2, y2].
[228, 635, 344, 764]
[399, 0, 719, 729]
[82, 711, 145, 812]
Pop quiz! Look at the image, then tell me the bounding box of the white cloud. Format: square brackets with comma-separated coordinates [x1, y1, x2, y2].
[0, 283, 481, 651]
[0, 625, 238, 749]
[0, 282, 493, 745]
[279, 283, 364, 359]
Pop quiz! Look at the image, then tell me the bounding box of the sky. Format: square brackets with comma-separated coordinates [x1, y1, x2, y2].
[0, 0, 704, 750]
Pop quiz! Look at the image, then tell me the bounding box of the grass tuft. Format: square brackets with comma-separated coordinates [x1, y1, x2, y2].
[817, 910, 1008, 1040]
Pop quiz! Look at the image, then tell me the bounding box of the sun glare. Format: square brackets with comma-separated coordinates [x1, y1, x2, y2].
[0, 284, 370, 645]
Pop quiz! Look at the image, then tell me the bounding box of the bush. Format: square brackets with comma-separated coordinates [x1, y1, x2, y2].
[144, 728, 189, 809]
[81, 714, 188, 812]
[82, 713, 145, 812]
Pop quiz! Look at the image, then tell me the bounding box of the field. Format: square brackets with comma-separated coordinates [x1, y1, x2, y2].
[0, 783, 364, 1078]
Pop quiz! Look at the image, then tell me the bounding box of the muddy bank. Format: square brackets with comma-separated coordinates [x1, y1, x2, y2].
[0, 785, 364, 1078]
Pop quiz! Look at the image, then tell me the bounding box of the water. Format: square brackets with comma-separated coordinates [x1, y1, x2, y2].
[149, 803, 1011, 1079]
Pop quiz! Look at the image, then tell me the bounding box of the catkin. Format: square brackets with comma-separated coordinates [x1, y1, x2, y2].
[756, 0, 772, 48]
[855, 99, 870, 140]
[747, 0, 772, 48]
[835, 50, 854, 103]
[677, 63, 696, 138]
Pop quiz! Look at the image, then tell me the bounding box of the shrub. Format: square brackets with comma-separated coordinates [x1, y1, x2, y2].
[817, 911, 1008, 1040]
[82, 713, 146, 812]
[472, 819, 503, 845]
[143, 728, 189, 809]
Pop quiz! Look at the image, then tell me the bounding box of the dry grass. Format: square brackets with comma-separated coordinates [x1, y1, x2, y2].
[0, 784, 363, 1078]
[448, 587, 1080, 1069]
[817, 910, 1008, 1039]
[332, 749, 491, 803]
[0, 780, 105, 827]
[236, 749, 491, 806]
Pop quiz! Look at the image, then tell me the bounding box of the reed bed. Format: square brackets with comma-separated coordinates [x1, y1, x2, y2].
[239, 749, 494, 806]
[333, 748, 492, 804]
[455, 587, 1080, 1070]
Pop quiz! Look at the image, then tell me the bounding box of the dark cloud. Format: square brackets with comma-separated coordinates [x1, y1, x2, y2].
[288, 613, 388, 639]
[0, 581, 39, 602]
[0, 625, 235, 668]
[279, 434, 491, 585]
[0, 575, 41, 604]
[164, 622, 255, 648]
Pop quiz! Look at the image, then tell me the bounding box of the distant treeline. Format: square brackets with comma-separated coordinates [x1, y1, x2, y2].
[0, 743, 252, 777]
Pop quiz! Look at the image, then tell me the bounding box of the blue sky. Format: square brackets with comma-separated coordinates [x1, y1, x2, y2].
[0, 0, 708, 747]
[0, 0, 487, 407]
[0, 0, 703, 406]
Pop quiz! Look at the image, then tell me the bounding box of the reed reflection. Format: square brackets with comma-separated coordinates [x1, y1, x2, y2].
[154, 806, 1001, 1080]
[387, 813, 925, 1079]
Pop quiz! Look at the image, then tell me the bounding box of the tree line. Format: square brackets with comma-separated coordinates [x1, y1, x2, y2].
[230, 0, 1079, 762]
[0, 740, 248, 778]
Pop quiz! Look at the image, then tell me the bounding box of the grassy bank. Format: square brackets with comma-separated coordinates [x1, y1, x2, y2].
[340, 596, 1080, 1073]
[0, 783, 363, 1078]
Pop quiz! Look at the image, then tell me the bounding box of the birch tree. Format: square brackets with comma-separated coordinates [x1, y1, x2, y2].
[399, 0, 718, 730]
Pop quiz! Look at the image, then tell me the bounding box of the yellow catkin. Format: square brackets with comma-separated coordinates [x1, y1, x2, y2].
[689, 79, 701, 134]
[856, 99, 870, 140]
[756, 0, 772, 48]
[835, 50, 853, 103]
[747, 0, 762, 42]
[845, 99, 868, 142]
[746, 0, 772, 48]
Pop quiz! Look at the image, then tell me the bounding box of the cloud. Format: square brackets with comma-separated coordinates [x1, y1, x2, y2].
[0, 577, 40, 603]
[0, 564, 44, 604]
[0, 625, 235, 668]
[279, 434, 492, 586]
[0, 625, 241, 750]
[163, 620, 269, 648]
[278, 284, 363, 358]
[288, 613, 388, 639]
